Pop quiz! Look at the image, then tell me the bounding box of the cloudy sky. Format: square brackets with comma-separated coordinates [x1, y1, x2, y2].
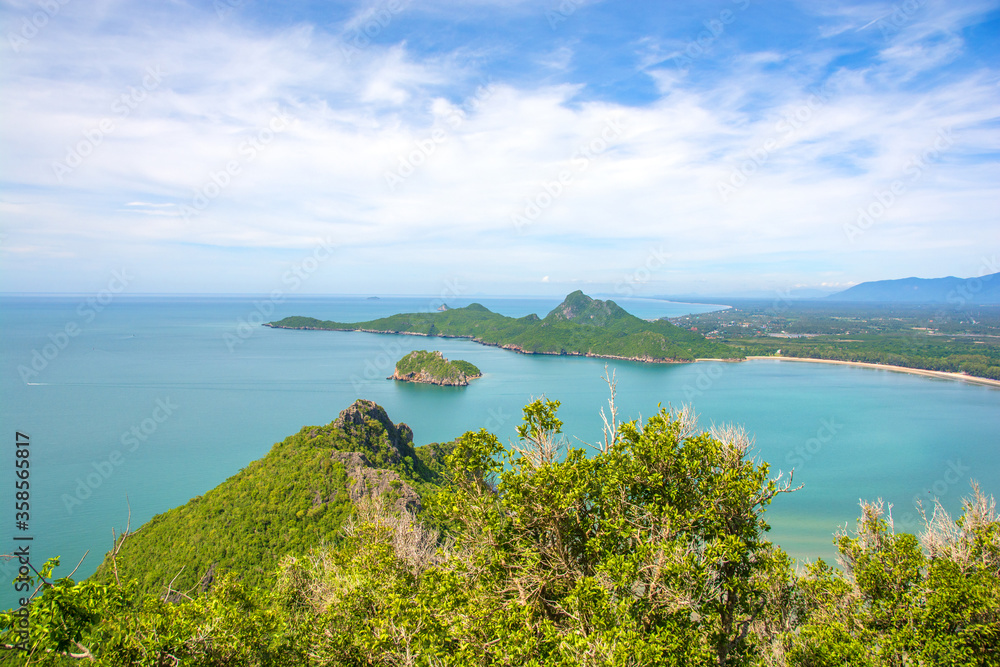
[1, 0, 997, 297]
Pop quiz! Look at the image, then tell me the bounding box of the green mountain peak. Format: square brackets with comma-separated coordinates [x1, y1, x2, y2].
[463, 303, 491, 312]
[544, 291, 633, 327]
[93, 399, 447, 595]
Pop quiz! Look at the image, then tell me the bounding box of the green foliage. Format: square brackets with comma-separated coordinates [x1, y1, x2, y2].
[748, 336, 1000, 380]
[0, 565, 295, 666]
[268, 400, 790, 665]
[450, 359, 481, 377]
[4, 399, 998, 666]
[270, 291, 737, 362]
[544, 289, 632, 327]
[677, 301, 1000, 381]
[394, 350, 481, 383]
[785, 493, 1000, 666]
[90, 401, 445, 596]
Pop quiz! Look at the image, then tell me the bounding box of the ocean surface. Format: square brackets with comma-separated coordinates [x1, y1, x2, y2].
[1, 294, 997, 609]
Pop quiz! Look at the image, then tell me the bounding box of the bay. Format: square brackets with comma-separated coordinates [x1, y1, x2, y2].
[1, 295, 996, 609]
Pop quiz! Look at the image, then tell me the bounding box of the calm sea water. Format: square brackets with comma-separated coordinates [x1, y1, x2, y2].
[1, 295, 997, 608]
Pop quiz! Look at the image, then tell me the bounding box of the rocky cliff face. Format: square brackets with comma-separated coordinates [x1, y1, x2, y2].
[389, 368, 473, 386]
[330, 450, 422, 513]
[329, 399, 423, 512]
[332, 399, 417, 463]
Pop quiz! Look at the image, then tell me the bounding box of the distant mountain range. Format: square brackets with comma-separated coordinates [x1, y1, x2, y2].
[828, 273, 1000, 305]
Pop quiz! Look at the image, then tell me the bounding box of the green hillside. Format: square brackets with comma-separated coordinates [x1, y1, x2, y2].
[92, 400, 451, 595]
[268, 290, 737, 362]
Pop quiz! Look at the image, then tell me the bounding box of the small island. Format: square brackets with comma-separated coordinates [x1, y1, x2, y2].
[389, 350, 482, 386]
[266, 289, 999, 382]
[267, 291, 736, 362]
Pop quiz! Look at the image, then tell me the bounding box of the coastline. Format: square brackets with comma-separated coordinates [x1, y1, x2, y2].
[745, 356, 1000, 388]
[388, 372, 476, 386]
[264, 323, 734, 364]
[264, 325, 998, 388]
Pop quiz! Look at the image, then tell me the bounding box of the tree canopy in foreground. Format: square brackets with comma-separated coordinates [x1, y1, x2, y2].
[2, 390, 997, 666]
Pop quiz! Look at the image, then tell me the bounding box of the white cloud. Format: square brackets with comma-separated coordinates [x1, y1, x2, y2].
[0, 0, 997, 294]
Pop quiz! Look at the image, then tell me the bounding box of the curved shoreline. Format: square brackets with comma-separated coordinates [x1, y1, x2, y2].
[264, 323, 728, 364]
[264, 325, 997, 388]
[744, 356, 1000, 388]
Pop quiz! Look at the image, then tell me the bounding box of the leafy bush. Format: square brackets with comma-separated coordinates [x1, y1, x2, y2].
[394, 350, 480, 382]
[3, 398, 997, 666]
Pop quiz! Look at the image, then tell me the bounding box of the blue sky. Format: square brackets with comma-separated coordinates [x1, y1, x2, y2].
[1, 0, 998, 297]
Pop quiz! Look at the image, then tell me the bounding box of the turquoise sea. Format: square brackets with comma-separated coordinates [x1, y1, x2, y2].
[1, 295, 997, 609]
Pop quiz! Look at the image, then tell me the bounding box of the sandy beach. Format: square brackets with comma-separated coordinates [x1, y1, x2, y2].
[744, 356, 1000, 388]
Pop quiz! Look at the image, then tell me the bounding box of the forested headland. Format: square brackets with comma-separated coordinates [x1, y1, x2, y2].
[267, 291, 737, 363]
[269, 292, 1000, 381]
